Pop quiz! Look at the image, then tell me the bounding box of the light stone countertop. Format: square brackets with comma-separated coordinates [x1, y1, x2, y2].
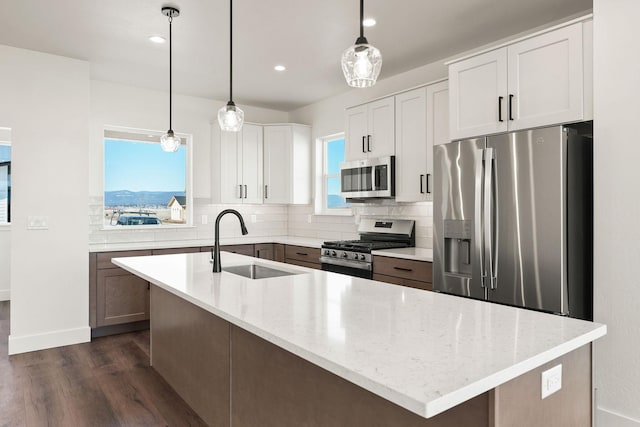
[89, 236, 325, 253]
[113, 251, 606, 419]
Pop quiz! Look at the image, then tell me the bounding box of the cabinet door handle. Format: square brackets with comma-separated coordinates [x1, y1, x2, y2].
[419, 174, 425, 194]
[239, 184, 243, 199]
[498, 96, 504, 122]
[367, 135, 371, 152]
[296, 252, 308, 256]
[362, 136, 366, 153]
[264, 185, 268, 199]
[509, 94, 514, 121]
[426, 174, 431, 194]
[147, 282, 150, 290]
[256, 249, 261, 258]
[244, 185, 248, 198]
[394, 266, 413, 272]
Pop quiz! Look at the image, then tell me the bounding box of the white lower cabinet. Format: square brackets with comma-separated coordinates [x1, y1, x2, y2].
[395, 80, 449, 202]
[263, 124, 311, 205]
[219, 123, 263, 204]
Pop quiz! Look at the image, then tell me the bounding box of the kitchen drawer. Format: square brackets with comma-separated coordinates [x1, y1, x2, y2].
[96, 250, 152, 270]
[373, 256, 432, 283]
[220, 244, 255, 256]
[285, 258, 321, 270]
[152, 247, 200, 255]
[285, 245, 321, 265]
[372, 273, 432, 291]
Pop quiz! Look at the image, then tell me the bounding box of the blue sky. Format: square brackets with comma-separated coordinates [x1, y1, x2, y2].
[326, 138, 349, 207]
[104, 139, 186, 192]
[0, 145, 10, 162]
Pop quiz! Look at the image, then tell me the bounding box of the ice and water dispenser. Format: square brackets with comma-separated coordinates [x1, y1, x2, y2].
[442, 219, 473, 277]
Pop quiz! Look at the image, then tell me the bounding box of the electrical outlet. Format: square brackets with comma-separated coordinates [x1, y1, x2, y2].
[251, 214, 257, 223]
[201, 215, 208, 225]
[307, 214, 312, 224]
[541, 364, 562, 399]
[27, 216, 49, 230]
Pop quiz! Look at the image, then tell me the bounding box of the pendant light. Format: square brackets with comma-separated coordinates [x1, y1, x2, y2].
[218, 0, 244, 132]
[341, 0, 382, 88]
[160, 6, 181, 152]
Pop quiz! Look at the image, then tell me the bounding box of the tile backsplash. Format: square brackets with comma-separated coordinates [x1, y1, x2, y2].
[89, 198, 434, 248]
[287, 202, 434, 248]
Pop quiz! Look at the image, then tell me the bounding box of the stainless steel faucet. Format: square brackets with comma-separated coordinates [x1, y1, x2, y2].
[212, 209, 248, 272]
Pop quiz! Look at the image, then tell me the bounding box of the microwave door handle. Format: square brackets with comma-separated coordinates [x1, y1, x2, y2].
[483, 148, 496, 290]
[372, 166, 378, 191]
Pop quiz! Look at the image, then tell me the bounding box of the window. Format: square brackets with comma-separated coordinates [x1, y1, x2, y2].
[315, 133, 351, 215]
[0, 128, 11, 224]
[103, 128, 191, 227]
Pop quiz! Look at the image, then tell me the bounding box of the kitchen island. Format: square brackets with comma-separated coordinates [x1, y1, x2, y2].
[113, 251, 605, 426]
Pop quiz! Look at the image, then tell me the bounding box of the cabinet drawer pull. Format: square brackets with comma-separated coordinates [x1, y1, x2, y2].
[296, 252, 308, 256]
[394, 267, 413, 272]
[419, 174, 425, 194]
[498, 96, 504, 122]
[508, 94, 514, 121]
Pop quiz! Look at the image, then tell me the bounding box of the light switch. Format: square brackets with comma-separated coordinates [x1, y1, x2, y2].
[27, 216, 49, 230]
[541, 364, 562, 399]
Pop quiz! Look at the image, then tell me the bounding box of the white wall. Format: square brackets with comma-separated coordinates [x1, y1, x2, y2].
[0, 227, 9, 301]
[593, 1, 640, 425]
[88, 81, 289, 246]
[0, 45, 91, 354]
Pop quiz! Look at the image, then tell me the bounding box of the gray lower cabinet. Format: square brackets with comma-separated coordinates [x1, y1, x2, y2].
[254, 243, 274, 260]
[373, 256, 433, 291]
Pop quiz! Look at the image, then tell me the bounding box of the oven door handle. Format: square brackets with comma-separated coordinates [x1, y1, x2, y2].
[320, 257, 372, 271]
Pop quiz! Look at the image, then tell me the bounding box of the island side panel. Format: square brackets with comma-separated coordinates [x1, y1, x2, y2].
[150, 286, 230, 427]
[230, 325, 490, 427]
[490, 344, 591, 427]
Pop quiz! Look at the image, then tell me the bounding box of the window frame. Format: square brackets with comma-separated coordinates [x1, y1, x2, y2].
[102, 125, 193, 230]
[0, 127, 11, 226]
[314, 133, 352, 216]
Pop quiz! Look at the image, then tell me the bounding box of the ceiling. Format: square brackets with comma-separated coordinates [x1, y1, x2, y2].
[0, 0, 591, 111]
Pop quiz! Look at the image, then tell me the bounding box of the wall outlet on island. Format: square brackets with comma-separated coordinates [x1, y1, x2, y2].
[541, 364, 562, 399]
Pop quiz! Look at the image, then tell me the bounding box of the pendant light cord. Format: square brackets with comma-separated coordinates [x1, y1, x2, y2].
[169, 14, 173, 131]
[359, 0, 364, 39]
[229, 0, 233, 103]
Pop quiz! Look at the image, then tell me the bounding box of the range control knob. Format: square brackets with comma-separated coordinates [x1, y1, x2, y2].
[331, 251, 337, 256]
[324, 250, 330, 256]
[342, 252, 348, 258]
[360, 254, 366, 261]
[353, 253, 359, 260]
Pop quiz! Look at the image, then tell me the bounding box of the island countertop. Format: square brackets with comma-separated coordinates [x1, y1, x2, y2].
[113, 251, 606, 419]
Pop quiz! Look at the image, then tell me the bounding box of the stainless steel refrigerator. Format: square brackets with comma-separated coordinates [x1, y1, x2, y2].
[433, 124, 593, 320]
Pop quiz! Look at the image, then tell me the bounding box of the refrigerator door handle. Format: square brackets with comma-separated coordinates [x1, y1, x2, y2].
[476, 151, 487, 288]
[484, 148, 497, 290]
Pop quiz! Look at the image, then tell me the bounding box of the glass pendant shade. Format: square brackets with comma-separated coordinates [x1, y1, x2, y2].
[160, 130, 181, 152]
[218, 102, 244, 132]
[341, 42, 382, 88]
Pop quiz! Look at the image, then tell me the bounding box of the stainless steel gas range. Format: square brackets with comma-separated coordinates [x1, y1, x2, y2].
[320, 218, 415, 279]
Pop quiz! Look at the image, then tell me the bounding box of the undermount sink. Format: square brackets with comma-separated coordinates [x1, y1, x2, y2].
[222, 264, 300, 280]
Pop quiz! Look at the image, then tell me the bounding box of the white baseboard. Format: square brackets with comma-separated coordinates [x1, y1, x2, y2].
[0, 289, 9, 301]
[597, 407, 640, 427]
[8, 326, 90, 355]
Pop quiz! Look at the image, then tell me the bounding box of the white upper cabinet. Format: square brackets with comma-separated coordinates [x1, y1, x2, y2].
[345, 96, 395, 161]
[219, 123, 263, 204]
[263, 124, 311, 205]
[395, 81, 449, 202]
[449, 21, 590, 140]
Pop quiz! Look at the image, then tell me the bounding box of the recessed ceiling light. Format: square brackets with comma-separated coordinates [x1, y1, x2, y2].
[274, 65, 286, 71]
[363, 18, 376, 27]
[149, 35, 166, 43]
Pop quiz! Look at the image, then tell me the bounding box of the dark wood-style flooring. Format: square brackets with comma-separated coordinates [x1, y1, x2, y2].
[0, 301, 207, 426]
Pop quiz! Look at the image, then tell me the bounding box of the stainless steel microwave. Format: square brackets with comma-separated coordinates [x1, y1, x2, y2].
[340, 156, 395, 200]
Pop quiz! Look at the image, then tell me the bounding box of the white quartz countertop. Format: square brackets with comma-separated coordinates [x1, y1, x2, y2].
[113, 252, 605, 419]
[372, 247, 433, 262]
[89, 236, 324, 253]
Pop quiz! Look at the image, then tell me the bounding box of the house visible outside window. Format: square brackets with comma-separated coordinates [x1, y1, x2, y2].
[103, 127, 191, 227]
[0, 128, 11, 224]
[315, 133, 351, 215]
